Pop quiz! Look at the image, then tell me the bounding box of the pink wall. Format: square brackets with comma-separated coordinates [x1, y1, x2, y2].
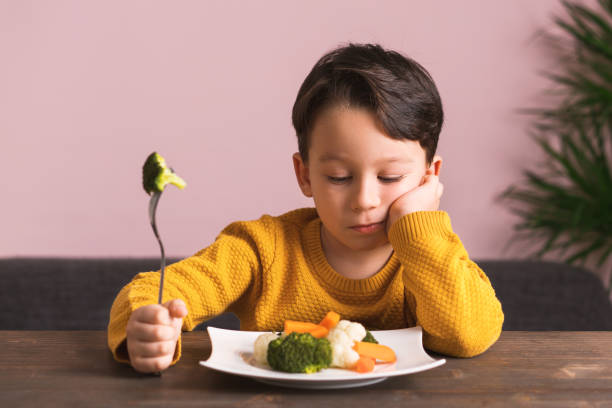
[1, 0, 565, 259]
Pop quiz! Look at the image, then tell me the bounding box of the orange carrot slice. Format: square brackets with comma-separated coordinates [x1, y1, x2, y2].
[308, 325, 329, 339]
[353, 341, 397, 363]
[284, 320, 329, 338]
[319, 311, 341, 330]
[354, 356, 375, 373]
[284, 320, 318, 334]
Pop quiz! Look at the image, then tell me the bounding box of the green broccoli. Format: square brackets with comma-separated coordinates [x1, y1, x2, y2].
[363, 330, 378, 344]
[267, 332, 332, 373]
[142, 152, 187, 195]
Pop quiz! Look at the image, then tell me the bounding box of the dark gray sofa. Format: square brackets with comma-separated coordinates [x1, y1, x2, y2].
[1, 258, 611, 331]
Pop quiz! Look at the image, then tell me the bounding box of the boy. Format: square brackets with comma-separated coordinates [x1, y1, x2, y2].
[108, 43, 504, 373]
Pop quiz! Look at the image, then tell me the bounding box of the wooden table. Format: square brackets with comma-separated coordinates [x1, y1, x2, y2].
[2, 331, 612, 407]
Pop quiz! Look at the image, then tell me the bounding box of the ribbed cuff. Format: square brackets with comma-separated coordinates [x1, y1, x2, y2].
[388, 211, 452, 245]
[110, 337, 130, 364]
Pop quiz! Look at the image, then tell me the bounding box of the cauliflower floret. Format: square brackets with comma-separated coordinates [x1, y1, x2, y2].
[338, 320, 367, 343]
[327, 320, 367, 368]
[253, 332, 280, 366]
[330, 341, 361, 368]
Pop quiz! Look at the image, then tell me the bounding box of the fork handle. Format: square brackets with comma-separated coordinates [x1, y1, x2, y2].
[148, 192, 166, 305]
[152, 224, 166, 305]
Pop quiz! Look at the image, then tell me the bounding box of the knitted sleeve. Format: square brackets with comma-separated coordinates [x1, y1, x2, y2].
[388, 211, 504, 358]
[107, 217, 275, 364]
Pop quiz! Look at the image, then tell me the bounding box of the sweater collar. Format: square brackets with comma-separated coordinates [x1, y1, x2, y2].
[302, 217, 400, 294]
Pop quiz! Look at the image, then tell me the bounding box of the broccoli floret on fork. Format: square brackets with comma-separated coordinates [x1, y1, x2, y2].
[142, 152, 186, 195]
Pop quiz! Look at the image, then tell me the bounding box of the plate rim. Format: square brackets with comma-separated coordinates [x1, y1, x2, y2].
[199, 326, 446, 384]
[253, 376, 389, 390]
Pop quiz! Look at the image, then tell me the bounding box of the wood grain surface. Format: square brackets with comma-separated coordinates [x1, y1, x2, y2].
[1, 331, 612, 407]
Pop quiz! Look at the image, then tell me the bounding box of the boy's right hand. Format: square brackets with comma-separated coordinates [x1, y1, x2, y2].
[126, 299, 188, 373]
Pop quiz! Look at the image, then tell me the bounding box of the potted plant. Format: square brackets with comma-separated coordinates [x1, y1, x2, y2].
[500, 0, 612, 292]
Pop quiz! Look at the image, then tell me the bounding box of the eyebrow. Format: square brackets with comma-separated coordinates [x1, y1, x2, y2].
[318, 154, 345, 163]
[318, 153, 414, 164]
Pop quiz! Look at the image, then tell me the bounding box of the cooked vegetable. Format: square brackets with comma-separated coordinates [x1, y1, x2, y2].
[354, 356, 375, 373]
[284, 320, 329, 338]
[253, 332, 280, 366]
[334, 320, 367, 343]
[326, 320, 365, 368]
[362, 330, 378, 344]
[254, 313, 396, 375]
[308, 325, 329, 339]
[267, 332, 332, 373]
[142, 152, 187, 195]
[319, 311, 340, 330]
[353, 341, 397, 363]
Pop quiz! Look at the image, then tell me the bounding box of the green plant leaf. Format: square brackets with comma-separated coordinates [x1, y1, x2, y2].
[502, 0, 612, 285]
[565, 238, 607, 264]
[597, 244, 612, 267]
[572, 3, 612, 37]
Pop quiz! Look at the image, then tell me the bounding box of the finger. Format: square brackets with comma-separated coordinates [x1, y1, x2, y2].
[172, 317, 185, 333]
[127, 321, 178, 342]
[165, 299, 188, 319]
[131, 339, 177, 358]
[131, 354, 174, 374]
[135, 305, 173, 325]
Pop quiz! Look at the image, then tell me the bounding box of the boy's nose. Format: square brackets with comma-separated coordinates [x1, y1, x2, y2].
[351, 178, 381, 211]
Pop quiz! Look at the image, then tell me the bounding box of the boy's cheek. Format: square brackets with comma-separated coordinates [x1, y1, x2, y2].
[387, 177, 421, 205]
[400, 175, 424, 194]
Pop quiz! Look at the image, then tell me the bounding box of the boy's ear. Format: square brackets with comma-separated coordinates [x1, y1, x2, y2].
[427, 155, 442, 176]
[292, 153, 313, 197]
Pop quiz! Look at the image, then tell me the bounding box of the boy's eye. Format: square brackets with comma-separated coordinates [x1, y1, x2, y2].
[327, 176, 351, 184]
[326, 175, 405, 184]
[378, 175, 405, 183]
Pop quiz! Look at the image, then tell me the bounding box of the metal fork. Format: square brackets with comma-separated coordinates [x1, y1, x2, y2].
[148, 191, 166, 305]
[148, 190, 165, 377]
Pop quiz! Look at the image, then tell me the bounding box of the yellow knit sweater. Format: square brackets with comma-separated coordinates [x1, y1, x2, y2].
[108, 208, 504, 363]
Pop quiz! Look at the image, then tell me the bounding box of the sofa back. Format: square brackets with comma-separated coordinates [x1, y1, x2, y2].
[0, 257, 610, 330]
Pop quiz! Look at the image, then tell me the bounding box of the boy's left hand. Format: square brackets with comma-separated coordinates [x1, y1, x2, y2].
[386, 174, 444, 235]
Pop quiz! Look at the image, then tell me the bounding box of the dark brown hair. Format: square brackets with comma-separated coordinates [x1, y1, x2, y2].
[291, 43, 443, 164]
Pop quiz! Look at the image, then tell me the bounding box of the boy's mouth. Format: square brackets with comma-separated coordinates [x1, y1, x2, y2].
[349, 221, 385, 234]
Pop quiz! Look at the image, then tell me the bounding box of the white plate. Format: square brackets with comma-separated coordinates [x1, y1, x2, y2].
[199, 326, 445, 389]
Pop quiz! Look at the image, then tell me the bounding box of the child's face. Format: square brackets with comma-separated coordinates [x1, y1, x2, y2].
[293, 105, 440, 252]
